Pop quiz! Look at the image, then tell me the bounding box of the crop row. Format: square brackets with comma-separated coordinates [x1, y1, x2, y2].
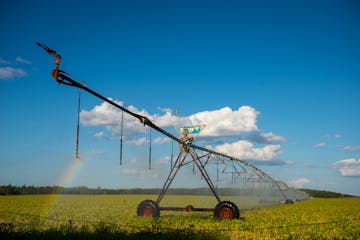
[0, 195, 359, 239]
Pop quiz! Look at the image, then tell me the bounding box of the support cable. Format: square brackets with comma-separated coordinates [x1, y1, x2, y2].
[149, 128, 152, 170]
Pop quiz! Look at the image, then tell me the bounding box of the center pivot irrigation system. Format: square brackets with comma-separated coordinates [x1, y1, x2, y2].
[38, 43, 308, 220]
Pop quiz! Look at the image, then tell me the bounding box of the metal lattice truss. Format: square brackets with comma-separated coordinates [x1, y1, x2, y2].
[186, 149, 309, 201]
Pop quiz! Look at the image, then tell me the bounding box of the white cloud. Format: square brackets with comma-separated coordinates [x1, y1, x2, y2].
[323, 134, 342, 140]
[80, 101, 259, 138]
[94, 131, 109, 140]
[246, 132, 285, 144]
[260, 132, 285, 143]
[188, 106, 258, 137]
[0, 67, 27, 80]
[79, 100, 285, 163]
[123, 168, 138, 175]
[80, 99, 155, 136]
[126, 137, 148, 146]
[158, 156, 170, 164]
[157, 107, 172, 113]
[289, 178, 310, 188]
[16, 56, 32, 65]
[315, 142, 326, 148]
[334, 134, 342, 139]
[284, 160, 295, 165]
[214, 140, 281, 161]
[152, 111, 189, 128]
[0, 57, 11, 65]
[333, 158, 360, 177]
[343, 145, 360, 152]
[153, 137, 170, 144]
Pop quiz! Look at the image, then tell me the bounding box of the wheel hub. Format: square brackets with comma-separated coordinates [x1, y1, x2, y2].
[143, 206, 153, 217]
[219, 207, 233, 220]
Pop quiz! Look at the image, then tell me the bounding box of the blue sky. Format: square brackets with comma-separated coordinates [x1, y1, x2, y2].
[1, 0, 359, 196]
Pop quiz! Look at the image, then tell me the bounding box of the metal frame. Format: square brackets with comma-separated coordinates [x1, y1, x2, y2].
[37, 43, 309, 216]
[156, 126, 221, 211]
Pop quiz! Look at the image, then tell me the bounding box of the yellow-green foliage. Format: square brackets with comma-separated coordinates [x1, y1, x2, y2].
[0, 195, 359, 239]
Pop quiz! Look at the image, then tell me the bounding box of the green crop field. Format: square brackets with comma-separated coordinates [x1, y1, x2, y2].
[0, 195, 359, 239]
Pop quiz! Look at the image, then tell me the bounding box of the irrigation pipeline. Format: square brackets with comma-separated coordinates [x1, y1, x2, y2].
[37, 43, 301, 200]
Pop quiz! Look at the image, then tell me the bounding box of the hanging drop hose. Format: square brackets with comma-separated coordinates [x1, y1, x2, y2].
[75, 86, 81, 160]
[120, 110, 124, 165]
[170, 140, 174, 169]
[149, 128, 152, 170]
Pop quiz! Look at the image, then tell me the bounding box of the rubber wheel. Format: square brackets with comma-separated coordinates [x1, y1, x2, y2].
[285, 199, 294, 204]
[214, 201, 239, 220]
[186, 205, 194, 212]
[137, 199, 160, 218]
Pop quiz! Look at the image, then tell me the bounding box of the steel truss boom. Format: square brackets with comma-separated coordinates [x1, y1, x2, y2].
[38, 43, 290, 200]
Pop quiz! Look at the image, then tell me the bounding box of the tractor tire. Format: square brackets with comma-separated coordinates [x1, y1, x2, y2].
[137, 199, 160, 218]
[214, 201, 239, 220]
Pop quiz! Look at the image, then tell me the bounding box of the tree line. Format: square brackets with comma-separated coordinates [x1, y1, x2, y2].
[0, 185, 272, 196]
[299, 188, 354, 198]
[0, 185, 355, 197]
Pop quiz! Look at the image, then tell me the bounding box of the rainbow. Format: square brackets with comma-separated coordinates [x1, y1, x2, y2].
[57, 158, 83, 188]
[43, 157, 84, 217]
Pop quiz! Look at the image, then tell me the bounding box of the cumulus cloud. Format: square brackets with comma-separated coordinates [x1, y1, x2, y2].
[126, 137, 148, 146]
[334, 134, 342, 139]
[0, 67, 27, 80]
[157, 107, 173, 113]
[153, 137, 170, 144]
[245, 132, 285, 144]
[80, 100, 259, 138]
[333, 158, 360, 177]
[150, 106, 259, 137]
[343, 145, 360, 152]
[214, 140, 281, 161]
[80, 99, 150, 136]
[259, 132, 285, 143]
[94, 131, 109, 140]
[188, 106, 258, 137]
[15, 56, 32, 65]
[79, 99, 286, 163]
[315, 142, 326, 148]
[323, 134, 342, 140]
[289, 178, 310, 188]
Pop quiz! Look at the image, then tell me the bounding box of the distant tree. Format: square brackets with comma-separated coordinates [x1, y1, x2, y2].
[0, 185, 356, 197]
[300, 189, 354, 198]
